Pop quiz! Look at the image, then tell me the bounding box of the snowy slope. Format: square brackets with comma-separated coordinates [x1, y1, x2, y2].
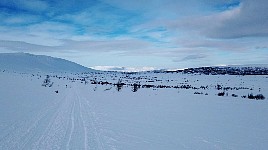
[0, 70, 267, 150]
[0, 53, 96, 73]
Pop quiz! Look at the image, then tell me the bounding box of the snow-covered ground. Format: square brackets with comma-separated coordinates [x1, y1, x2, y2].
[0, 70, 268, 150]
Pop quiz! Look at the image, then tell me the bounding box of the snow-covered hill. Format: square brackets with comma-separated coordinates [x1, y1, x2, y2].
[0, 53, 96, 73]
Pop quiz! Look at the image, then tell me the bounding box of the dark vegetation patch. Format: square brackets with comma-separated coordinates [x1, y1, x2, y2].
[218, 92, 225, 96]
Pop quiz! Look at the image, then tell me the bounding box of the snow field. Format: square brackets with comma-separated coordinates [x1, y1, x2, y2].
[0, 71, 268, 149]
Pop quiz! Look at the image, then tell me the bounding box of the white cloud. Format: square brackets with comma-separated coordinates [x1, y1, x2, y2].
[0, 0, 267, 68]
[91, 66, 157, 72]
[0, 38, 153, 54]
[0, 21, 79, 47]
[174, 0, 268, 39]
[1, 14, 41, 25]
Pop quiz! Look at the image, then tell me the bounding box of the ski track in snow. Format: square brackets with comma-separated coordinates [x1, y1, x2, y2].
[32, 87, 74, 150]
[0, 82, 109, 150]
[75, 85, 106, 150]
[66, 100, 75, 150]
[0, 89, 67, 150]
[77, 91, 88, 150]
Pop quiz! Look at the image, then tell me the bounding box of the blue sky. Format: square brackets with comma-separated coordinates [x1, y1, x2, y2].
[0, 0, 267, 70]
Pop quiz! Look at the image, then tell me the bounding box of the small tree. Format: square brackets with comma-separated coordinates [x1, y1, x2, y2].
[42, 75, 54, 87]
[42, 75, 51, 87]
[115, 79, 124, 92]
[132, 83, 141, 92]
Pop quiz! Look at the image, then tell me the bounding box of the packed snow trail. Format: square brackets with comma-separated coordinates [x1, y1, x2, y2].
[0, 81, 108, 150]
[32, 83, 108, 150]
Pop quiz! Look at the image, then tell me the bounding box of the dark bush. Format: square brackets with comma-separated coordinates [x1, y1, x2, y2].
[216, 84, 222, 90]
[247, 93, 265, 100]
[248, 93, 255, 99]
[232, 94, 238, 97]
[194, 92, 203, 95]
[255, 94, 265, 100]
[142, 84, 154, 88]
[218, 92, 225, 96]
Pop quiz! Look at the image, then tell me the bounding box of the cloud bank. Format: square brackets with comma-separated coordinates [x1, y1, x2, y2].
[0, 0, 267, 68]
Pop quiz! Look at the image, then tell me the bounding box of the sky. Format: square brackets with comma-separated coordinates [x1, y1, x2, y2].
[0, 0, 268, 70]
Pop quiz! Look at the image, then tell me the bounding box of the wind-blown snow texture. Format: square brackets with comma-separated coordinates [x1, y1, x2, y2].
[0, 53, 95, 73]
[0, 69, 267, 150]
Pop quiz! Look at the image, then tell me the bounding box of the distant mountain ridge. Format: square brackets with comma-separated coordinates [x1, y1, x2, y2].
[226, 64, 268, 68]
[0, 53, 96, 73]
[160, 65, 268, 75]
